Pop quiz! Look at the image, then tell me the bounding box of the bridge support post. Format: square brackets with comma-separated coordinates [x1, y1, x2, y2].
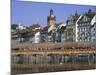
[88, 54, 95, 65]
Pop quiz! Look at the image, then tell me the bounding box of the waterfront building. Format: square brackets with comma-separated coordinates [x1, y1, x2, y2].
[11, 24, 26, 30]
[90, 15, 96, 42]
[28, 31, 40, 43]
[22, 24, 41, 43]
[48, 24, 57, 42]
[40, 26, 49, 42]
[11, 31, 20, 44]
[11, 24, 27, 43]
[66, 12, 80, 42]
[18, 24, 26, 30]
[11, 24, 41, 43]
[56, 23, 66, 42]
[76, 9, 95, 42]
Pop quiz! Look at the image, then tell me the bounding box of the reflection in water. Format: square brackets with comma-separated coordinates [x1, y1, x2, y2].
[11, 54, 96, 64]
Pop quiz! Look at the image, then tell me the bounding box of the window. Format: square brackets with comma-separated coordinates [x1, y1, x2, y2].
[88, 22, 90, 25]
[83, 16, 88, 21]
[85, 22, 86, 25]
[93, 33, 95, 36]
[94, 28, 95, 31]
[36, 35, 40, 38]
[93, 39, 96, 41]
[80, 23, 81, 26]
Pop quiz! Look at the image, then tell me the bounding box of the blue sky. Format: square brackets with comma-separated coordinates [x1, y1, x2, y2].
[11, 0, 96, 27]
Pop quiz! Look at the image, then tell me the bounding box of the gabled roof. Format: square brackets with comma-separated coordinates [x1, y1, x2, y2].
[11, 31, 18, 36]
[21, 29, 40, 37]
[56, 23, 66, 31]
[11, 24, 41, 37]
[29, 24, 40, 29]
[57, 23, 66, 29]
[40, 25, 50, 33]
[77, 12, 95, 23]
[48, 25, 56, 33]
[91, 15, 96, 25]
[66, 15, 80, 25]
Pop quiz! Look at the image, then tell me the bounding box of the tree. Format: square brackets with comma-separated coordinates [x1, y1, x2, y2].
[11, 24, 18, 30]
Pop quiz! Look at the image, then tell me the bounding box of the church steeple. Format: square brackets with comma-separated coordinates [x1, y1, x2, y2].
[47, 9, 56, 26]
[75, 11, 78, 16]
[50, 9, 53, 15]
[88, 9, 92, 13]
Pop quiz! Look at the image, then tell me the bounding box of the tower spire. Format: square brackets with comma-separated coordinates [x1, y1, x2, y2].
[47, 9, 56, 26]
[75, 11, 78, 16]
[50, 9, 53, 15]
[88, 9, 92, 13]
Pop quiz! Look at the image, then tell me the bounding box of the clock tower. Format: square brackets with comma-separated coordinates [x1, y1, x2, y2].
[47, 9, 56, 26]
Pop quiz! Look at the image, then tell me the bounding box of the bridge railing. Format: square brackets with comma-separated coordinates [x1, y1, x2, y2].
[11, 42, 96, 51]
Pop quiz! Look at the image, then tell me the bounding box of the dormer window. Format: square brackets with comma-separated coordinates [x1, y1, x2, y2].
[83, 16, 88, 22]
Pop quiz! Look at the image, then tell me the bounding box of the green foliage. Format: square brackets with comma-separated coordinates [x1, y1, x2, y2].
[11, 24, 18, 30]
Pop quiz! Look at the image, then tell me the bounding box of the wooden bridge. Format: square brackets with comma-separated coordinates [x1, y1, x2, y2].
[11, 42, 96, 55]
[11, 42, 96, 74]
[12, 49, 95, 55]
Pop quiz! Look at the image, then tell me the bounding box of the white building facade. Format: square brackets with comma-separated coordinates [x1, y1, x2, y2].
[34, 32, 40, 43]
[90, 15, 96, 42]
[75, 11, 96, 42]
